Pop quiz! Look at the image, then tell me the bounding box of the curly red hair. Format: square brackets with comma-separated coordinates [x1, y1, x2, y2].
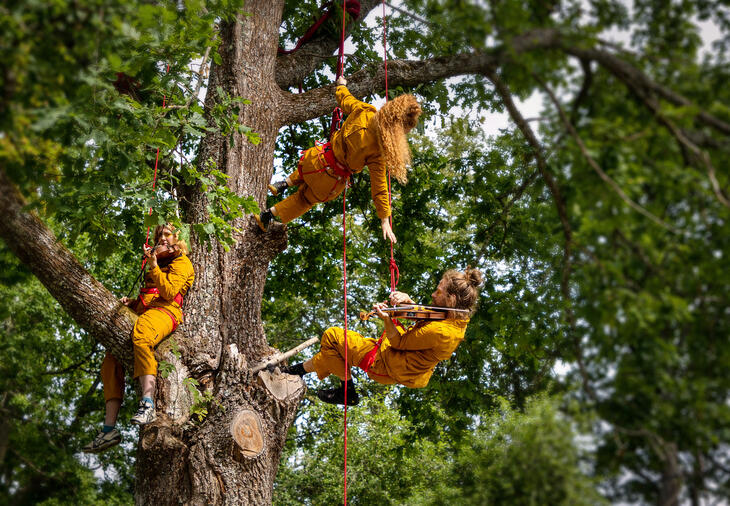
[374, 94, 422, 184]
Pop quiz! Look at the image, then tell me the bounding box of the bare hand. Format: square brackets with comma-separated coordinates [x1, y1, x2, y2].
[336, 75, 347, 87]
[381, 218, 397, 243]
[389, 291, 414, 306]
[120, 296, 133, 306]
[143, 244, 158, 269]
[373, 302, 390, 321]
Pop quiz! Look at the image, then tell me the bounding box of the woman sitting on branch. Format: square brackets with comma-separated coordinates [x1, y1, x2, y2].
[83, 224, 195, 453]
[283, 268, 483, 406]
[255, 76, 422, 243]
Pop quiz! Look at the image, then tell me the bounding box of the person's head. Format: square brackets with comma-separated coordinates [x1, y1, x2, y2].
[374, 94, 422, 185]
[153, 223, 189, 255]
[432, 267, 483, 315]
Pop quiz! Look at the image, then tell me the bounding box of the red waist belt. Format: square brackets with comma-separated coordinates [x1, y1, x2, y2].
[139, 287, 184, 306]
[357, 338, 390, 378]
[138, 288, 184, 331]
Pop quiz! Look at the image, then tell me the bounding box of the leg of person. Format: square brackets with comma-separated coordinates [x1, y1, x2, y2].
[130, 309, 175, 425]
[271, 186, 317, 224]
[309, 327, 377, 406]
[83, 352, 124, 453]
[268, 167, 302, 196]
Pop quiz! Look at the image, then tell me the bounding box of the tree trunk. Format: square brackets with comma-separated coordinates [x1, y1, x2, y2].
[134, 2, 308, 504]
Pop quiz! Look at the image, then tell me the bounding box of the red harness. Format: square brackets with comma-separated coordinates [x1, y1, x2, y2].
[298, 141, 352, 201]
[137, 287, 184, 331]
[358, 321, 408, 378]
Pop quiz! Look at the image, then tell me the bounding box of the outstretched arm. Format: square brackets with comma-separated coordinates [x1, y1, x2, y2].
[335, 81, 372, 116]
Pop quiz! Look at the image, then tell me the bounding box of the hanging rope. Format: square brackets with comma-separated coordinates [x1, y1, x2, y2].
[143, 64, 170, 250]
[277, 1, 361, 55]
[126, 65, 169, 298]
[337, 3, 349, 504]
[381, 0, 400, 293]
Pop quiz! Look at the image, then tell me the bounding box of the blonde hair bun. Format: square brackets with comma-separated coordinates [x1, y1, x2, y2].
[465, 267, 483, 288]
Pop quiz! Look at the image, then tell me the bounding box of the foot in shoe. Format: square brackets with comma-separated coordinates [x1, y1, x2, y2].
[255, 209, 273, 232]
[268, 180, 288, 196]
[82, 429, 122, 453]
[130, 400, 157, 425]
[317, 386, 359, 406]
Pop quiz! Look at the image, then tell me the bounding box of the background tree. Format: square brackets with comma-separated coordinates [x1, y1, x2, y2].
[1, 0, 729, 504]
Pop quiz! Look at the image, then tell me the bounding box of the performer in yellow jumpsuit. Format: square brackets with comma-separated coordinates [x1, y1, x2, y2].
[83, 224, 195, 453]
[283, 268, 483, 405]
[255, 75, 422, 243]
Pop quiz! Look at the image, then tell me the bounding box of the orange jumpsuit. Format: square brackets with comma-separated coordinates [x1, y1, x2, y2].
[311, 319, 469, 388]
[101, 253, 195, 402]
[275, 85, 391, 223]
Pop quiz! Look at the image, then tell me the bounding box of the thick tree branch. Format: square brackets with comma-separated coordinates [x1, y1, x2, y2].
[275, 0, 382, 89]
[483, 69, 602, 403]
[279, 28, 564, 125]
[566, 46, 730, 136]
[0, 169, 136, 368]
[533, 74, 683, 233]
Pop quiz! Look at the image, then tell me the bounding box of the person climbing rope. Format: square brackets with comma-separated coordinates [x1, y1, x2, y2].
[83, 224, 195, 453]
[255, 76, 422, 243]
[282, 267, 483, 405]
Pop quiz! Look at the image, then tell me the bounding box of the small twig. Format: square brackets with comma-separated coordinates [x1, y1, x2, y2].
[385, 2, 432, 26]
[533, 73, 682, 234]
[43, 343, 99, 375]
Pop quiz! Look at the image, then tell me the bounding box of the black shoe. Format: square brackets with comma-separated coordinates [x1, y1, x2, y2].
[268, 180, 288, 196]
[255, 209, 274, 231]
[281, 363, 306, 376]
[317, 386, 359, 406]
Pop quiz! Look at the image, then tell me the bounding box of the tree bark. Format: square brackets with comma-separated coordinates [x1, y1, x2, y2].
[3, 4, 722, 503]
[135, 2, 305, 504]
[0, 169, 137, 367]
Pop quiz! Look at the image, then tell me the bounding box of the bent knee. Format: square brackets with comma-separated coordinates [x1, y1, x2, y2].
[321, 327, 343, 347]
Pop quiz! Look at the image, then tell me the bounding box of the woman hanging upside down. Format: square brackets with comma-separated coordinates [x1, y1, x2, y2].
[255, 75, 422, 243]
[83, 224, 195, 453]
[282, 268, 483, 405]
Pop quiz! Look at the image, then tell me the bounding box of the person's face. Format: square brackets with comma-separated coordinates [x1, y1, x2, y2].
[431, 278, 452, 307]
[157, 227, 177, 247]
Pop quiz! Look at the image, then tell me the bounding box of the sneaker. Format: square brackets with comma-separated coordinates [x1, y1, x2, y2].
[82, 429, 122, 453]
[130, 400, 156, 425]
[255, 209, 273, 232]
[268, 180, 288, 196]
[317, 386, 359, 406]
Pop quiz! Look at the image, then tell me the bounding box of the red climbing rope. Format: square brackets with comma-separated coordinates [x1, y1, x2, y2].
[277, 1, 360, 56]
[339, 3, 349, 504]
[139, 64, 170, 271]
[381, 0, 399, 293]
[330, 0, 350, 139]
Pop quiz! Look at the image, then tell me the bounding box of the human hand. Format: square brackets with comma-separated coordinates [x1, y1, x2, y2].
[121, 296, 133, 306]
[143, 244, 158, 269]
[373, 302, 390, 321]
[389, 291, 414, 306]
[336, 75, 347, 87]
[381, 218, 397, 243]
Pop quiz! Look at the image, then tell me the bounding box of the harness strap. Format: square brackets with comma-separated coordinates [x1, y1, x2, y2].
[358, 319, 406, 376]
[139, 287, 184, 307]
[297, 142, 352, 201]
[151, 306, 179, 332]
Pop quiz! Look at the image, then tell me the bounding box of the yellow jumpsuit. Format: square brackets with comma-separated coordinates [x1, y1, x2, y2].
[311, 319, 469, 388]
[275, 85, 391, 223]
[101, 253, 195, 402]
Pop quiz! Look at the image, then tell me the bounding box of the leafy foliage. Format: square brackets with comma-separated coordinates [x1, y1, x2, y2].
[2, 0, 730, 504]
